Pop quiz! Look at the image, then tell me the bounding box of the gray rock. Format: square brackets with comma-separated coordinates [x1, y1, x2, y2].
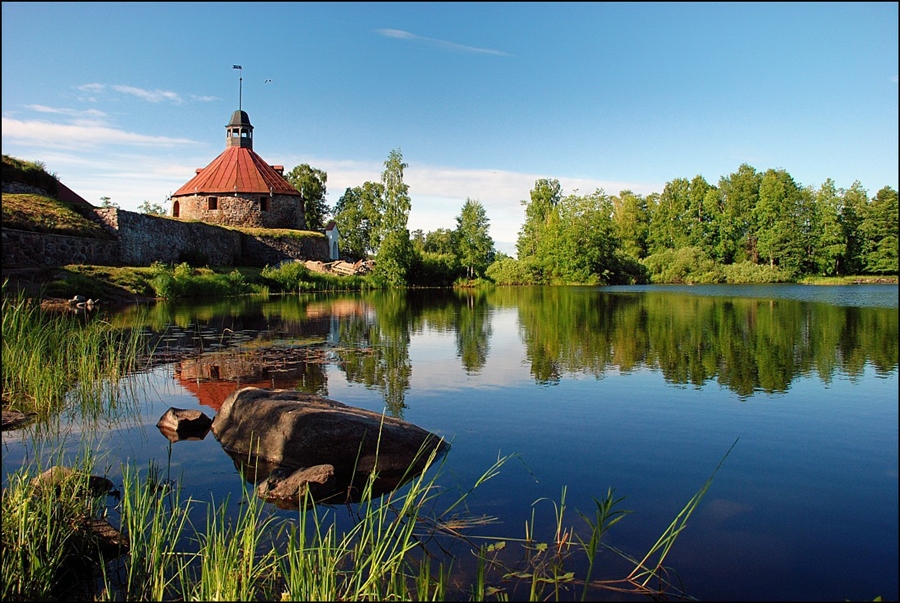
[211, 387, 449, 504]
[156, 407, 212, 442]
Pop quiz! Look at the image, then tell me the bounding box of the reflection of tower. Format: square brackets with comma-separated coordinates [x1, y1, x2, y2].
[174, 349, 329, 411]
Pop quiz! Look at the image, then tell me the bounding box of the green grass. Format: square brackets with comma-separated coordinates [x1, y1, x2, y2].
[2, 440, 736, 601]
[1, 282, 146, 418]
[796, 274, 898, 285]
[1, 193, 113, 239]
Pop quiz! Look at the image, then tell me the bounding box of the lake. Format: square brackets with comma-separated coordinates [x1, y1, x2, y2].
[2, 284, 897, 601]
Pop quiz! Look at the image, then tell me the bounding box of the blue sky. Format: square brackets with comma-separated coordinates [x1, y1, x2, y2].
[2, 2, 897, 256]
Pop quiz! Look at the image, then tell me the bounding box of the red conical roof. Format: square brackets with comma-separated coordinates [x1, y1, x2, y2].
[173, 146, 299, 197]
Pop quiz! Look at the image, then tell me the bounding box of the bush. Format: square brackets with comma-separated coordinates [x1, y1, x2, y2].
[641, 247, 724, 284]
[260, 261, 312, 291]
[722, 261, 792, 283]
[407, 251, 463, 287]
[148, 262, 253, 299]
[485, 257, 537, 285]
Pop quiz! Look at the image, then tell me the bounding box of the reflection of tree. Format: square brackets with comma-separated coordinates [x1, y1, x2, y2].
[454, 290, 492, 374]
[337, 290, 412, 418]
[510, 287, 898, 398]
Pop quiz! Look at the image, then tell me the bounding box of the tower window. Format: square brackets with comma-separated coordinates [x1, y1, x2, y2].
[208, 196, 218, 210]
[260, 196, 269, 211]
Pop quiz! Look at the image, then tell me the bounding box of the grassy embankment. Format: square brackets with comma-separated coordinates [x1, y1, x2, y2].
[1, 187, 371, 300]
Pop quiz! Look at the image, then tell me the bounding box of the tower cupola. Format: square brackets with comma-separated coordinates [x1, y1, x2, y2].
[226, 110, 253, 149]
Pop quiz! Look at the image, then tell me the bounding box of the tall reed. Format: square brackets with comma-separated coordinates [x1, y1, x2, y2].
[2, 283, 145, 419]
[3, 420, 734, 601]
[1, 446, 107, 601]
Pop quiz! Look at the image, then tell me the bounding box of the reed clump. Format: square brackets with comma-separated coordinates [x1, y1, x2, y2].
[1, 440, 735, 601]
[1, 282, 145, 418]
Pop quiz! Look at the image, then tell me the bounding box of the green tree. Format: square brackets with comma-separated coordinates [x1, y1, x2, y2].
[373, 149, 413, 286]
[860, 185, 899, 274]
[717, 164, 761, 263]
[423, 228, 456, 254]
[553, 189, 620, 283]
[99, 196, 119, 208]
[754, 168, 806, 273]
[138, 201, 166, 216]
[647, 177, 690, 254]
[840, 181, 869, 274]
[455, 198, 494, 279]
[333, 182, 383, 260]
[516, 178, 561, 261]
[613, 189, 649, 259]
[286, 164, 329, 230]
[685, 175, 716, 248]
[813, 179, 846, 276]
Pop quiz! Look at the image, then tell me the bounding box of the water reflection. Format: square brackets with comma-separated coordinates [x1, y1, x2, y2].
[110, 285, 898, 413]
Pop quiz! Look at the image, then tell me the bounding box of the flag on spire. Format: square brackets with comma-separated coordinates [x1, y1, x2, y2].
[233, 65, 242, 69]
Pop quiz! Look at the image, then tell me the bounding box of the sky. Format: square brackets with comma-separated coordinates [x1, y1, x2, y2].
[2, 2, 897, 257]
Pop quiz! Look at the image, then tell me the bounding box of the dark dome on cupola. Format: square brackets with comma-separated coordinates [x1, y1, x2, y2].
[228, 110, 252, 127]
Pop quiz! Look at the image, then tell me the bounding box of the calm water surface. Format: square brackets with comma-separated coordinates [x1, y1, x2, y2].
[3, 284, 897, 601]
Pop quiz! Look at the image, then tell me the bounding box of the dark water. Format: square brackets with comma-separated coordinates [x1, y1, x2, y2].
[3, 284, 897, 601]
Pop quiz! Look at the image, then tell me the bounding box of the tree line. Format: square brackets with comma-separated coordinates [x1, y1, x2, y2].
[284, 154, 897, 286]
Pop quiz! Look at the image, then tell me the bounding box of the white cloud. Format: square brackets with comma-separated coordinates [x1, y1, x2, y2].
[375, 28, 512, 57]
[1, 117, 199, 149]
[75, 83, 203, 104]
[24, 104, 107, 118]
[111, 85, 182, 104]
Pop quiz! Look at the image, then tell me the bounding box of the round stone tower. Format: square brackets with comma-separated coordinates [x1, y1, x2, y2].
[171, 110, 304, 230]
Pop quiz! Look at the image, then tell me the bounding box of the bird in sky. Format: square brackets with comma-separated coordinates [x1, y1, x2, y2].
[264, 79, 273, 83]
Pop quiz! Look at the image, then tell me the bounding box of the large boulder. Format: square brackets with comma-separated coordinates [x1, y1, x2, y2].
[211, 387, 449, 505]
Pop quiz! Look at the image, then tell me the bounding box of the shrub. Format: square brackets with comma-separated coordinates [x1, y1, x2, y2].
[485, 257, 537, 285]
[148, 262, 254, 299]
[260, 261, 312, 291]
[641, 247, 724, 284]
[722, 261, 792, 283]
[407, 251, 463, 287]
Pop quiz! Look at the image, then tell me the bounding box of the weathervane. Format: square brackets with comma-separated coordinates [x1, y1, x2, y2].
[233, 64, 242, 110]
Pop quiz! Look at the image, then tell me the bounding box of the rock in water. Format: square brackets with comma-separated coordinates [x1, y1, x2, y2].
[211, 387, 449, 504]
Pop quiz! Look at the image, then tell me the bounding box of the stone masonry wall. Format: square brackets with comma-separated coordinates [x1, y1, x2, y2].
[241, 232, 329, 267]
[1, 227, 119, 266]
[174, 193, 305, 230]
[2, 207, 329, 268]
[113, 210, 242, 266]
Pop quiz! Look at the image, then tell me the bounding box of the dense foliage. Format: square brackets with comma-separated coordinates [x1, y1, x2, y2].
[507, 166, 897, 285]
[5, 152, 896, 288]
[286, 163, 330, 231]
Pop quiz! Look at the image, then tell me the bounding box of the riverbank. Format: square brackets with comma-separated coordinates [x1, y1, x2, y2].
[3, 264, 896, 312]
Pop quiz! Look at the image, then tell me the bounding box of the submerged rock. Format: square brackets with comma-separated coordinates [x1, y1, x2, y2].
[156, 407, 212, 442]
[211, 387, 449, 505]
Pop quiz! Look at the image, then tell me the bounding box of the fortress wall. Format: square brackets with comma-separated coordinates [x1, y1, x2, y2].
[1, 227, 119, 267]
[240, 232, 329, 267]
[113, 209, 242, 266]
[2, 207, 328, 268]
